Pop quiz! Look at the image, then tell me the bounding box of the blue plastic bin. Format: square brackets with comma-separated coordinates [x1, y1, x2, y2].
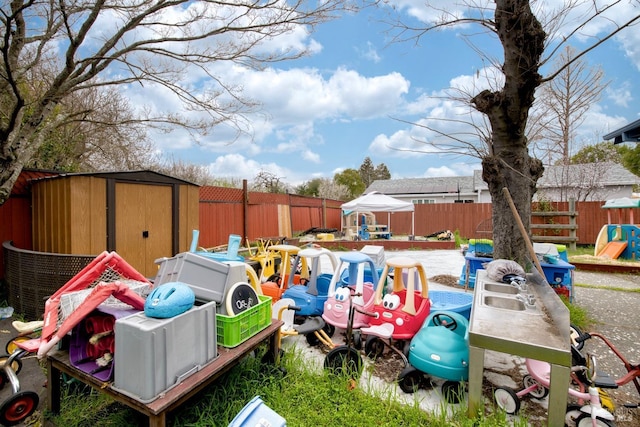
[229, 396, 286, 427]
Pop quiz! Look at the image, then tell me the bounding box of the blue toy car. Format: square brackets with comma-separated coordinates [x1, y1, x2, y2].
[397, 310, 469, 403]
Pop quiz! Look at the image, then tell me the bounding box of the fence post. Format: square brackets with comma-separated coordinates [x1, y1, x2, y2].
[569, 198, 577, 251]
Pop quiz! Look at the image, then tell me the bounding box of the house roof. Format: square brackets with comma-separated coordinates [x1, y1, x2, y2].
[366, 170, 487, 195]
[537, 162, 640, 188]
[603, 118, 640, 144]
[366, 163, 640, 195]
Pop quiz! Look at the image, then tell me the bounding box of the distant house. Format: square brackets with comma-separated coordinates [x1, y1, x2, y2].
[604, 117, 640, 144]
[366, 170, 490, 204]
[366, 162, 640, 203]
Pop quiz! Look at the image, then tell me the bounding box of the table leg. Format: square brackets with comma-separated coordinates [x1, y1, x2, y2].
[467, 346, 485, 417]
[149, 413, 166, 427]
[548, 363, 570, 427]
[47, 361, 61, 414]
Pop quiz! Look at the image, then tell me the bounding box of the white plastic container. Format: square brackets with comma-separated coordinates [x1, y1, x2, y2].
[112, 300, 217, 402]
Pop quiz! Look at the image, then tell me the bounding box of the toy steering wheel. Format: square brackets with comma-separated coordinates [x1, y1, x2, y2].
[432, 313, 458, 331]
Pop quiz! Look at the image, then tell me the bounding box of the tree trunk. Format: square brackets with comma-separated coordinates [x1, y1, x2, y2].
[472, 0, 546, 266]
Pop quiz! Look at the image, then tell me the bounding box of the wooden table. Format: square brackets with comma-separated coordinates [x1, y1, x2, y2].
[47, 320, 283, 427]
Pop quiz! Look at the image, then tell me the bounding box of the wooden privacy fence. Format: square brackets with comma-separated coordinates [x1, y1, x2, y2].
[197, 186, 631, 248]
[2, 178, 637, 278]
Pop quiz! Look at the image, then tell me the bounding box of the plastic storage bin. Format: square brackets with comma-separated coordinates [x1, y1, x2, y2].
[113, 300, 217, 402]
[228, 396, 286, 427]
[154, 252, 246, 309]
[361, 245, 385, 268]
[217, 295, 271, 348]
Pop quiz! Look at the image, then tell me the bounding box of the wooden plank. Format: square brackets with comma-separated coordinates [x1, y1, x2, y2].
[47, 320, 283, 427]
[530, 224, 578, 230]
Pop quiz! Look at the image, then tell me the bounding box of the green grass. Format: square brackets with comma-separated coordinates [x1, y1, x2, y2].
[48, 346, 528, 427]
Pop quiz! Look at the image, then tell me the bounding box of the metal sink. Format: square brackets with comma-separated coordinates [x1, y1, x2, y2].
[483, 295, 526, 311]
[482, 283, 519, 295]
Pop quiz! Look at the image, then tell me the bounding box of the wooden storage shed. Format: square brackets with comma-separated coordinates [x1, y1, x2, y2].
[30, 171, 199, 277]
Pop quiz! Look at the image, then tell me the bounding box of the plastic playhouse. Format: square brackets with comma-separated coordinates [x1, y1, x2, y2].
[341, 211, 390, 240]
[595, 197, 640, 260]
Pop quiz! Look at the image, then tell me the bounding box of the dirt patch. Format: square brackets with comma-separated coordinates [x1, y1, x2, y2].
[429, 274, 461, 288]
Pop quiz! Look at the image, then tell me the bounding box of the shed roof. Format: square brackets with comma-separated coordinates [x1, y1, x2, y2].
[603, 117, 640, 144]
[30, 170, 199, 186]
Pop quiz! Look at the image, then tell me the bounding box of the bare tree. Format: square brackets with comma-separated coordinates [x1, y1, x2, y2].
[27, 85, 156, 171]
[384, 0, 640, 264]
[318, 178, 350, 200]
[0, 0, 350, 205]
[251, 170, 289, 193]
[534, 46, 608, 166]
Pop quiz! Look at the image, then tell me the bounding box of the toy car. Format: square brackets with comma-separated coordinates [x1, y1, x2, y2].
[397, 311, 470, 403]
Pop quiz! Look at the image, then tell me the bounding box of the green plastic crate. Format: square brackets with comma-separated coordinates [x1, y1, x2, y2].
[216, 295, 272, 347]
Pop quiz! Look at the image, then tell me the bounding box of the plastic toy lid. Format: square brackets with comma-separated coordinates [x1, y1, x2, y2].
[226, 282, 260, 315]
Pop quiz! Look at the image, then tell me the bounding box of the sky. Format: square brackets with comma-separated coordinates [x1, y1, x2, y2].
[123, 1, 640, 187]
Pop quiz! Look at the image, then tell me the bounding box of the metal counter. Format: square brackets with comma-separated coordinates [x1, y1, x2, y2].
[468, 269, 571, 425]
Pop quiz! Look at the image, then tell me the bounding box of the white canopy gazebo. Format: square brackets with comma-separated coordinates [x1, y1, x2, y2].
[341, 191, 415, 238]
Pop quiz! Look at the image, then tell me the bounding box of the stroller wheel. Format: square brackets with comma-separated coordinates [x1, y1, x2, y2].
[494, 387, 520, 415]
[523, 374, 548, 399]
[0, 356, 23, 376]
[0, 391, 39, 426]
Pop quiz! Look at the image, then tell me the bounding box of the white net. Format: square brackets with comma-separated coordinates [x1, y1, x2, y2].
[56, 265, 151, 328]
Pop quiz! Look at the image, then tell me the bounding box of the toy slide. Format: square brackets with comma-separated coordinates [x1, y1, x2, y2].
[597, 241, 627, 259]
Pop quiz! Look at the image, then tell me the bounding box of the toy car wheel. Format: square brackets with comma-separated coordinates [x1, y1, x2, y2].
[575, 413, 615, 427]
[364, 336, 385, 359]
[570, 324, 584, 350]
[323, 323, 335, 338]
[397, 366, 423, 393]
[0, 390, 39, 426]
[5, 337, 30, 355]
[261, 348, 285, 365]
[305, 331, 320, 346]
[0, 356, 23, 376]
[352, 330, 362, 350]
[523, 374, 548, 399]
[324, 346, 363, 379]
[494, 387, 520, 415]
[442, 381, 465, 404]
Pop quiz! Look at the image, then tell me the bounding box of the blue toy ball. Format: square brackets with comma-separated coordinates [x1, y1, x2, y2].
[145, 282, 195, 318]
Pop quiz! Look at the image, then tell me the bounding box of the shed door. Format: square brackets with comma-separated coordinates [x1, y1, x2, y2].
[115, 183, 172, 277]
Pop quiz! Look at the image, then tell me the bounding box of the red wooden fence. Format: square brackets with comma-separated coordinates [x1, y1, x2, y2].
[3, 179, 638, 280]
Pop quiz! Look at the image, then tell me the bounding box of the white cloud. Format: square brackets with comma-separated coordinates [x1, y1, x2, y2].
[360, 42, 382, 63]
[606, 83, 633, 108]
[423, 165, 459, 178]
